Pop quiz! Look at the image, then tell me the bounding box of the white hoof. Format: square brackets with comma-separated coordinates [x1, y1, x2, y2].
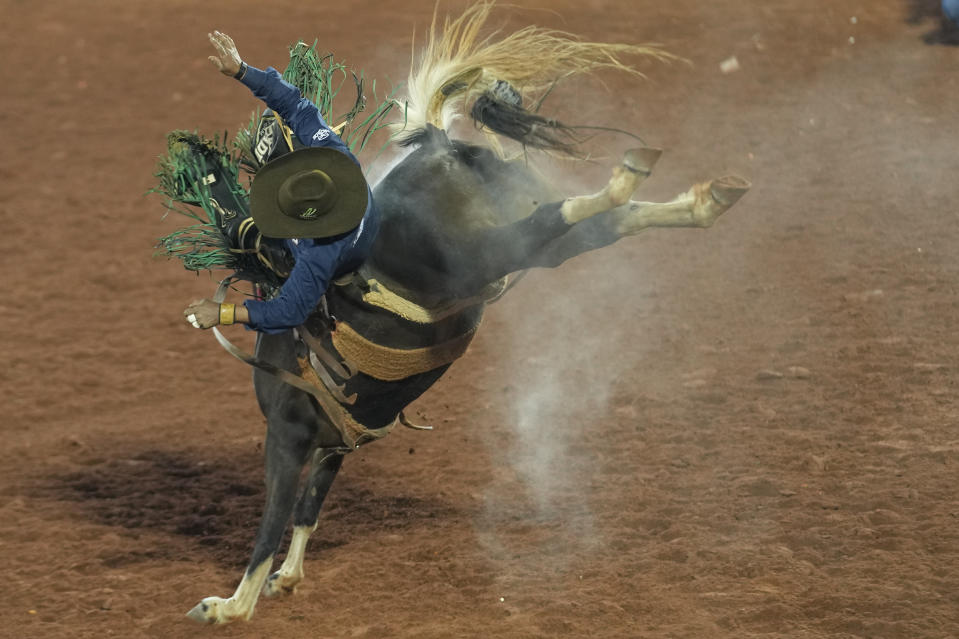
[609, 147, 662, 205]
[185, 596, 250, 625]
[623, 147, 662, 177]
[691, 175, 751, 227]
[262, 569, 302, 598]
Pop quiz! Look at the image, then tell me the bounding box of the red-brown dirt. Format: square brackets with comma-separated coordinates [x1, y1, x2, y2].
[3, 1, 959, 637]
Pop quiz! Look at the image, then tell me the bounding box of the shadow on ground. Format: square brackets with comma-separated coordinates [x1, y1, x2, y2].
[33, 446, 457, 567]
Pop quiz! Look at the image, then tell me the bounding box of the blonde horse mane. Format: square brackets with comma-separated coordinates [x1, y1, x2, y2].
[394, 1, 675, 149]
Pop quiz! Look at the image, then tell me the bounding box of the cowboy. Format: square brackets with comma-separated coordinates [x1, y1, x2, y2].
[184, 31, 378, 333]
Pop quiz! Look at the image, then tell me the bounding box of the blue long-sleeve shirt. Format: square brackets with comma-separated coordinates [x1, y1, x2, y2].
[238, 65, 379, 333]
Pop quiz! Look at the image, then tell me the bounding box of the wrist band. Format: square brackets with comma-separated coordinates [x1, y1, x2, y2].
[233, 61, 248, 80]
[219, 303, 236, 325]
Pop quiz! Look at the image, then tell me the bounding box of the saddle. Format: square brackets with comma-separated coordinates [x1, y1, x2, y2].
[279, 267, 508, 449]
[292, 266, 501, 396]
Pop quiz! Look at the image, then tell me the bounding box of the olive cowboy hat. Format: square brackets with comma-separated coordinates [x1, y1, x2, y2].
[249, 147, 369, 239]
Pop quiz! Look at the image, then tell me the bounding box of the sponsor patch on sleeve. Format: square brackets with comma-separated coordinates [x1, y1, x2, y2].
[312, 129, 331, 142]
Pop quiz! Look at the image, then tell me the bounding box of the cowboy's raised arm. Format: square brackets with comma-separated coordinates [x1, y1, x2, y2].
[207, 30, 353, 159]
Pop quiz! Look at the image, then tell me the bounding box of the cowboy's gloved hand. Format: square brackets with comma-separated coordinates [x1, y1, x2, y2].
[184, 299, 220, 330]
[207, 30, 243, 77]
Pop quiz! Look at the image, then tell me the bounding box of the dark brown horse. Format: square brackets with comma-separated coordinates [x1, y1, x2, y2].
[159, 4, 749, 624]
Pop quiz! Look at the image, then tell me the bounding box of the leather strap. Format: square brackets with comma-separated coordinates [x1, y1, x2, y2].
[296, 323, 356, 380]
[210, 279, 346, 411]
[208, 279, 429, 447]
[331, 320, 477, 381]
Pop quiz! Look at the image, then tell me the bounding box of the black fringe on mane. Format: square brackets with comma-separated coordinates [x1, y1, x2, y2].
[397, 124, 452, 150]
[398, 128, 431, 148]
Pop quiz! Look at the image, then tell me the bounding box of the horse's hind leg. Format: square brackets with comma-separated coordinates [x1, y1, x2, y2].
[262, 448, 344, 597]
[524, 175, 751, 269]
[559, 148, 662, 224]
[615, 176, 751, 234]
[186, 416, 315, 624]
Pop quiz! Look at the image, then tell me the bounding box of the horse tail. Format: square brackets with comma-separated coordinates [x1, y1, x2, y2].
[395, 1, 676, 151]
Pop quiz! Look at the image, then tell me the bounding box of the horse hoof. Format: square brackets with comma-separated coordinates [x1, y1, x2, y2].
[609, 147, 662, 206]
[709, 175, 751, 207]
[623, 147, 662, 176]
[691, 175, 751, 227]
[186, 598, 221, 624]
[262, 571, 300, 598]
[185, 596, 249, 624]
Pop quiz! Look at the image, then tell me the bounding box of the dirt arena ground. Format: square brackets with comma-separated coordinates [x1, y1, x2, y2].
[3, 0, 959, 637]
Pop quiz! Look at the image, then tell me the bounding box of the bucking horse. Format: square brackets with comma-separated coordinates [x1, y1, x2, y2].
[152, 2, 750, 624]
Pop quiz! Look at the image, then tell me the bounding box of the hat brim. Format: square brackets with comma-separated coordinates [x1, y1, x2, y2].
[249, 147, 369, 239]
